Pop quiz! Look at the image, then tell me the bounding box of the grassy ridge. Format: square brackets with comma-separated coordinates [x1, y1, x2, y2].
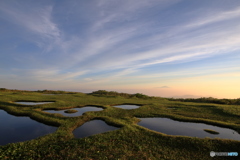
[168, 97, 240, 105]
[0, 89, 240, 160]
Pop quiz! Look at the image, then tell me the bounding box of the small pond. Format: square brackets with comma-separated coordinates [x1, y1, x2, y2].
[14, 102, 54, 105]
[44, 106, 103, 117]
[0, 109, 57, 145]
[113, 105, 140, 109]
[73, 120, 119, 138]
[138, 118, 240, 141]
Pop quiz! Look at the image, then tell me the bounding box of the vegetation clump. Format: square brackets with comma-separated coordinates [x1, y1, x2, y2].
[36, 89, 77, 94]
[90, 90, 151, 99]
[64, 109, 78, 113]
[204, 129, 219, 134]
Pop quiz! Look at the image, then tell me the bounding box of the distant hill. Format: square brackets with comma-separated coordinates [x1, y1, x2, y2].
[170, 95, 202, 99]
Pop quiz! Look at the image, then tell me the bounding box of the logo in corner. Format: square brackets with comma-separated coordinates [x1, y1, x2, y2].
[210, 151, 215, 157]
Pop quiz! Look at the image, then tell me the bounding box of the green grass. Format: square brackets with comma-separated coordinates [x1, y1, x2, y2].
[0, 89, 240, 160]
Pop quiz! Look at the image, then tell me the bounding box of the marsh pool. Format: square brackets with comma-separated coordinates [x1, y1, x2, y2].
[14, 101, 54, 105]
[138, 117, 240, 141]
[0, 109, 57, 145]
[73, 120, 119, 138]
[113, 105, 140, 109]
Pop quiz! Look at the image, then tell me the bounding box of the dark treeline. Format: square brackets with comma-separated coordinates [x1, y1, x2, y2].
[167, 97, 240, 105]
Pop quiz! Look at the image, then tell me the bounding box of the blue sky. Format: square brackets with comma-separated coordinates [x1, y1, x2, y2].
[1, 0, 240, 98]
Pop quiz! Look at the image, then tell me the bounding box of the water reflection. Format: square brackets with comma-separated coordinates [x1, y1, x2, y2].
[0, 109, 57, 145]
[73, 120, 119, 138]
[44, 106, 103, 117]
[138, 118, 240, 141]
[14, 102, 54, 105]
[113, 105, 140, 109]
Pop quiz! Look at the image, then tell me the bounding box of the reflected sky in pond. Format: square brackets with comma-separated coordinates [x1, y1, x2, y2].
[0, 109, 57, 145]
[138, 118, 240, 141]
[44, 106, 103, 117]
[14, 102, 54, 105]
[73, 120, 119, 138]
[113, 105, 140, 109]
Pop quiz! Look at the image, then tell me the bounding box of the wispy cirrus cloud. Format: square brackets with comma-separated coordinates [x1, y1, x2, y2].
[0, 3, 60, 40]
[8, 68, 88, 82]
[65, 4, 240, 76]
[185, 6, 240, 28]
[32, 70, 88, 82]
[3, 0, 239, 75]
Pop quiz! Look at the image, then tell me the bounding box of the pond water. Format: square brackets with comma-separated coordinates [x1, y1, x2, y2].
[0, 109, 57, 145]
[138, 118, 240, 141]
[73, 120, 119, 138]
[14, 102, 54, 105]
[44, 106, 103, 117]
[113, 105, 140, 109]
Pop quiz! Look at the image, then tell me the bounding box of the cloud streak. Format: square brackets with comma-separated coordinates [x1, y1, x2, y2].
[0, 4, 60, 40]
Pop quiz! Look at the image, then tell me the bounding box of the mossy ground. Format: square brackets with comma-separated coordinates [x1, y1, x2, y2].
[0, 90, 240, 160]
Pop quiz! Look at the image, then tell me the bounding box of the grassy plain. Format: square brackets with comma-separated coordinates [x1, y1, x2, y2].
[0, 89, 240, 160]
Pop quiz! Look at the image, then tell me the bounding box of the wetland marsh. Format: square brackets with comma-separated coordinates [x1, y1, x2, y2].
[0, 89, 239, 160]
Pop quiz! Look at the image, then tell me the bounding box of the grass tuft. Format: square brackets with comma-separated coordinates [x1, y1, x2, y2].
[203, 129, 219, 134]
[64, 109, 78, 113]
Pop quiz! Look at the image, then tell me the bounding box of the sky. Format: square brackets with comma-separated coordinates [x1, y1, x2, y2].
[0, 0, 240, 99]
